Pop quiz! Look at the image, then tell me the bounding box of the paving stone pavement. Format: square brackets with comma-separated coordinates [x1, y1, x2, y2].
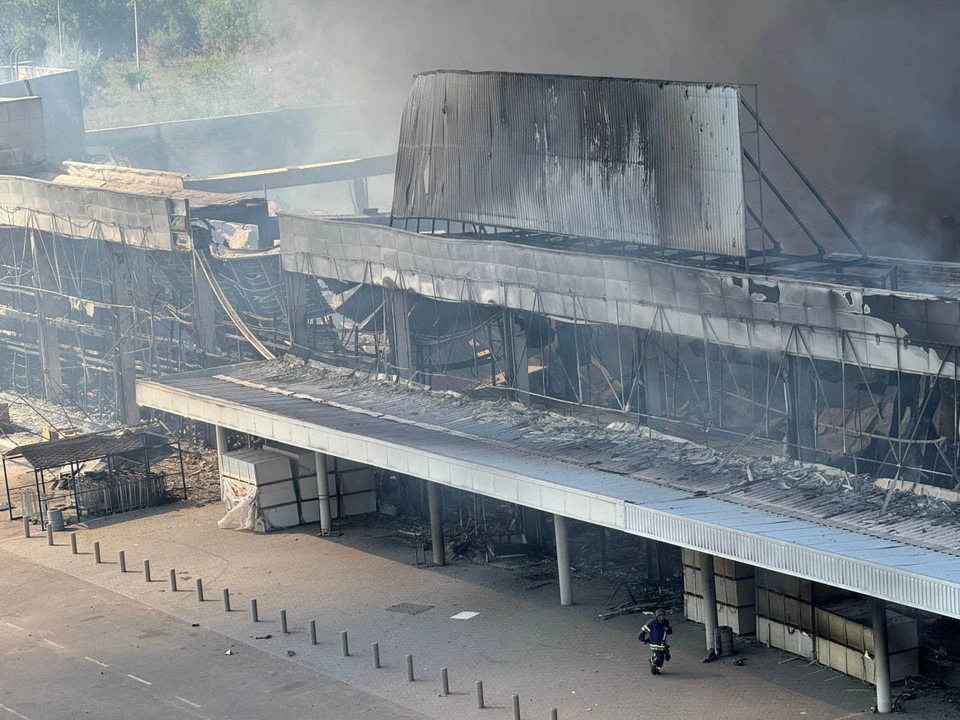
[2, 503, 955, 720]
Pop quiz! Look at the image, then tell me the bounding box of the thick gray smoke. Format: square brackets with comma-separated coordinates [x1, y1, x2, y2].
[273, 0, 959, 257]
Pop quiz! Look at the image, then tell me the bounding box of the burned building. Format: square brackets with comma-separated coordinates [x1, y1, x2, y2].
[4, 69, 960, 712]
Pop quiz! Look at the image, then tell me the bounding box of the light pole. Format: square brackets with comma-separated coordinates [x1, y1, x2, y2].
[133, 0, 141, 88]
[56, 0, 63, 56]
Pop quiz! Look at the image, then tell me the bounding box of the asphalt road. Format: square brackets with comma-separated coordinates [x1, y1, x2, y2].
[0, 550, 427, 720]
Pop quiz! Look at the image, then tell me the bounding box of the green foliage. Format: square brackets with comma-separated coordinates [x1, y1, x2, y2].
[121, 67, 149, 89]
[196, 0, 269, 55]
[53, 41, 108, 105]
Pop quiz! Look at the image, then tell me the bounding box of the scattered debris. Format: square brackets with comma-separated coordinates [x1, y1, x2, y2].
[254, 634, 273, 640]
[224, 649, 234, 655]
[733, 657, 747, 666]
[286, 650, 296, 657]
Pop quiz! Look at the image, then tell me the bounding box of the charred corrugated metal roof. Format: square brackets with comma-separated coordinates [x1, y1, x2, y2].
[391, 70, 745, 256]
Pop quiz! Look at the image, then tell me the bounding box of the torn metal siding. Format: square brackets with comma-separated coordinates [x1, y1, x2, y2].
[280, 215, 960, 378]
[0, 175, 177, 250]
[392, 71, 746, 256]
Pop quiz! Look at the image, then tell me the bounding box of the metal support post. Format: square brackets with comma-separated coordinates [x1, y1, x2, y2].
[512, 694, 521, 720]
[314, 452, 332, 535]
[406, 654, 414, 681]
[785, 354, 817, 462]
[46, 524, 54, 546]
[476, 681, 484, 709]
[873, 599, 892, 713]
[215, 426, 228, 479]
[372, 642, 380, 668]
[385, 288, 415, 381]
[70, 532, 77, 554]
[309, 620, 317, 645]
[280, 609, 288, 634]
[699, 552, 719, 654]
[551, 710, 558, 720]
[93, 541, 100, 563]
[223, 588, 231, 611]
[169, 569, 177, 592]
[23, 516, 30, 538]
[427, 481, 445, 566]
[554, 514, 572, 606]
[441, 668, 449, 696]
[285, 271, 311, 355]
[143, 559, 150, 582]
[195, 578, 203, 601]
[118, 550, 126, 572]
[341, 631, 349, 657]
[250, 599, 258, 622]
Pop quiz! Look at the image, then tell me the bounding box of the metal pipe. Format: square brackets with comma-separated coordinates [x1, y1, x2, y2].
[554, 514, 572, 606]
[512, 694, 521, 720]
[70, 532, 77, 554]
[406, 654, 414, 682]
[476, 681, 484, 709]
[93, 541, 100, 563]
[551, 710, 558, 720]
[118, 550, 126, 572]
[195, 578, 203, 602]
[309, 620, 317, 645]
[143, 559, 150, 582]
[341, 631, 349, 657]
[169, 569, 177, 592]
[372, 642, 380, 668]
[873, 599, 892, 713]
[223, 588, 231, 611]
[427, 481, 445, 566]
[250, 599, 258, 622]
[700, 552, 719, 653]
[280, 609, 288, 634]
[441, 668, 449, 696]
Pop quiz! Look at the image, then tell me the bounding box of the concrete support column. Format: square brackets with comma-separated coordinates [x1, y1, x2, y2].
[215, 425, 228, 479]
[641, 330, 665, 431]
[29, 230, 63, 402]
[108, 246, 139, 425]
[191, 250, 219, 364]
[785, 355, 816, 462]
[385, 288, 414, 381]
[314, 452, 333, 536]
[554, 514, 572, 606]
[699, 552, 719, 653]
[872, 599, 892, 714]
[427, 481, 445, 566]
[502, 310, 529, 402]
[285, 271, 310, 356]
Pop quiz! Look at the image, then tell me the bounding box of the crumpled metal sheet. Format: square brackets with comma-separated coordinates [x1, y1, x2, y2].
[280, 214, 960, 378]
[391, 71, 745, 256]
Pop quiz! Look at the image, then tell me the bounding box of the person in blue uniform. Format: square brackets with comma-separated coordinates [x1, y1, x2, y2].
[638, 608, 672, 674]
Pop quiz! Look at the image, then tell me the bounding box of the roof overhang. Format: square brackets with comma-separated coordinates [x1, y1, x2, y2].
[137, 363, 960, 619]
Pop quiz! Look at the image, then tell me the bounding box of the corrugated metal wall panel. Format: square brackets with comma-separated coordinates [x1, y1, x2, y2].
[392, 71, 746, 256]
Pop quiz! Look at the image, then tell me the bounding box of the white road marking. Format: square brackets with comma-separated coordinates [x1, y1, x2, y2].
[176, 697, 201, 709]
[0, 703, 33, 720]
[3, 622, 24, 631]
[84, 656, 109, 668]
[127, 674, 152, 686]
[42, 639, 64, 649]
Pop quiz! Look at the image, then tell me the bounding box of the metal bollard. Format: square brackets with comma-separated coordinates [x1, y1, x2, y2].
[195, 578, 203, 602]
[250, 599, 258, 622]
[70, 532, 77, 554]
[47, 524, 54, 546]
[441, 668, 449, 696]
[93, 541, 101, 564]
[118, 550, 126, 572]
[309, 620, 317, 645]
[372, 642, 380, 668]
[406, 654, 414, 682]
[23, 516, 30, 538]
[169, 569, 177, 592]
[512, 694, 520, 720]
[143, 559, 151, 582]
[223, 588, 231, 612]
[280, 609, 288, 634]
[341, 631, 349, 657]
[476, 681, 484, 709]
[551, 709, 558, 720]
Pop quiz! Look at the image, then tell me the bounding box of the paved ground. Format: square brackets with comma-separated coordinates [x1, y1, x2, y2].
[2, 502, 957, 720]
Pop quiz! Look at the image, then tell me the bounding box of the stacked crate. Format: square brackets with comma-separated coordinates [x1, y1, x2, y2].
[682, 549, 756, 635]
[814, 600, 918, 684]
